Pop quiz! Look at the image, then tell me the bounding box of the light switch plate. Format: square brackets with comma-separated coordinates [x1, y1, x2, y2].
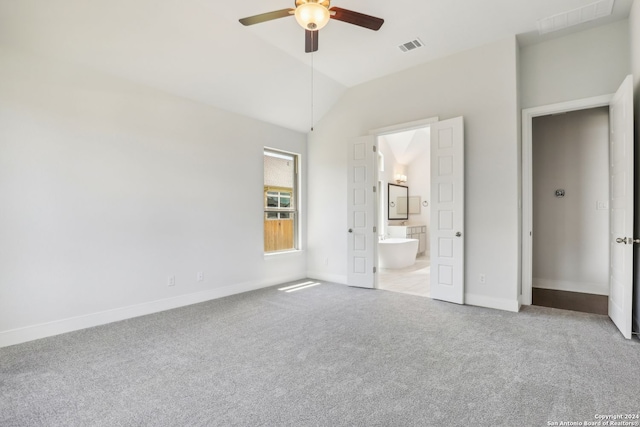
[597, 201, 609, 210]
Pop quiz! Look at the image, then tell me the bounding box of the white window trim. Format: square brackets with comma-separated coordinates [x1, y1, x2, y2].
[264, 147, 301, 254]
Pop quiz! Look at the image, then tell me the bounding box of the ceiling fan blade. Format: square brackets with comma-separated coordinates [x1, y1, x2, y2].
[239, 9, 293, 26]
[329, 7, 384, 31]
[305, 30, 319, 53]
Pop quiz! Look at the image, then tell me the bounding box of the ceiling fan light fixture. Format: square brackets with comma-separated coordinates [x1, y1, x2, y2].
[295, 2, 330, 31]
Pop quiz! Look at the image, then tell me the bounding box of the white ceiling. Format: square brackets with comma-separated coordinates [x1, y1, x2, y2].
[0, 0, 634, 133]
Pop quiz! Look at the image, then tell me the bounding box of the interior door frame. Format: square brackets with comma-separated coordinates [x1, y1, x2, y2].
[521, 94, 613, 306]
[368, 116, 439, 289]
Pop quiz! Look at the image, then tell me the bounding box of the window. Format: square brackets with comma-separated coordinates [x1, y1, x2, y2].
[265, 190, 292, 219]
[264, 149, 299, 253]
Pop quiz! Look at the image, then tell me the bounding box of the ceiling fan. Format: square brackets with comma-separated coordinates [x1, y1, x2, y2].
[239, 0, 384, 53]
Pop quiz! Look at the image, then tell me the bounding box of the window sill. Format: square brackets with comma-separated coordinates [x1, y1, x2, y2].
[264, 250, 304, 259]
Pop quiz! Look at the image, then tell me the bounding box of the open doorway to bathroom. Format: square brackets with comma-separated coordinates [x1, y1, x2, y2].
[376, 126, 431, 297]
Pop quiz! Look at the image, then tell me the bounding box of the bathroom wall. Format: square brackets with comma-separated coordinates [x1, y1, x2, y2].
[379, 129, 431, 229]
[406, 129, 431, 228]
[377, 136, 406, 228]
[377, 136, 400, 193]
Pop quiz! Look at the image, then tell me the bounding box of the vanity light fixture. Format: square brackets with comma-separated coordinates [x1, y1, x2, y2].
[395, 174, 407, 184]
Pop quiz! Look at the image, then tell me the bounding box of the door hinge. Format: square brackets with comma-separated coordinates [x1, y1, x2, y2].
[373, 226, 377, 233]
[373, 266, 377, 274]
[373, 145, 377, 152]
[373, 186, 377, 193]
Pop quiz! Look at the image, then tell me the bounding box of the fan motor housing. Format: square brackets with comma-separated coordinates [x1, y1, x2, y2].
[295, 0, 331, 8]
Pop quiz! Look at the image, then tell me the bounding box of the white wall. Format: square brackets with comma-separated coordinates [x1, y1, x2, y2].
[378, 134, 428, 227]
[307, 37, 520, 311]
[378, 137, 404, 188]
[519, 18, 631, 307]
[377, 136, 404, 227]
[633, 1, 640, 92]
[0, 47, 307, 347]
[406, 132, 431, 247]
[520, 20, 631, 109]
[378, 130, 430, 247]
[532, 108, 610, 295]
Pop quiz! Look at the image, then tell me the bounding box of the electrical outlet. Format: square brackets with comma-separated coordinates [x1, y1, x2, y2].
[168, 275, 176, 287]
[197, 272, 204, 282]
[479, 274, 486, 284]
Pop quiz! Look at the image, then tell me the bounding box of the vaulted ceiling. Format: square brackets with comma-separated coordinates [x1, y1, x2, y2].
[0, 0, 634, 132]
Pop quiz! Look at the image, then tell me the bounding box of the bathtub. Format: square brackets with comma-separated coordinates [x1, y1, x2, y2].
[378, 238, 419, 269]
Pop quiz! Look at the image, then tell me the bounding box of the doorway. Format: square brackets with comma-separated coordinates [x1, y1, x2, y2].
[530, 107, 610, 315]
[376, 127, 432, 297]
[347, 116, 465, 305]
[521, 75, 635, 339]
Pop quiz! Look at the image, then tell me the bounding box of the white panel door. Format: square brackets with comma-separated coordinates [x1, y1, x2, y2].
[347, 136, 377, 288]
[430, 117, 464, 304]
[609, 75, 634, 339]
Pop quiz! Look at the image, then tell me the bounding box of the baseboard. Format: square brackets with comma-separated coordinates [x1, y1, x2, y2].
[306, 271, 347, 285]
[465, 293, 520, 312]
[533, 278, 608, 296]
[0, 274, 306, 349]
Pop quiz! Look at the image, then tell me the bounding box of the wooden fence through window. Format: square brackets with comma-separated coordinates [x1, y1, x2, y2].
[264, 219, 294, 252]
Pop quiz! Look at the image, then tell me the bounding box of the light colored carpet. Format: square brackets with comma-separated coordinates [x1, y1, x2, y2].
[1, 281, 639, 426]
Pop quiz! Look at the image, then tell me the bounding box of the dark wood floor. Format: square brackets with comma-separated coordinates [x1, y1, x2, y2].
[532, 288, 608, 315]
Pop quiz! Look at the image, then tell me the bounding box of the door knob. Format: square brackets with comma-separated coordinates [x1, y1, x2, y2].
[455, 232, 462, 237]
[348, 229, 353, 233]
[616, 237, 640, 244]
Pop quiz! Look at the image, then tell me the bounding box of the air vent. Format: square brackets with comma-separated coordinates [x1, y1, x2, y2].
[398, 38, 424, 53]
[537, 0, 614, 35]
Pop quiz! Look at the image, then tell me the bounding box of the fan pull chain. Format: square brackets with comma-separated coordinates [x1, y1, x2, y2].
[310, 50, 314, 132]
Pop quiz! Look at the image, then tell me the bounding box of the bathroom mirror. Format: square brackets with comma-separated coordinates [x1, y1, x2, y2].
[388, 183, 409, 220]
